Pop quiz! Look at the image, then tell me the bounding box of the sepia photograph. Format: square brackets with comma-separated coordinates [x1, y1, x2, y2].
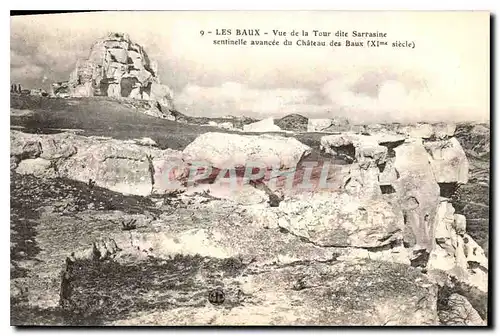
[10, 10, 490, 326]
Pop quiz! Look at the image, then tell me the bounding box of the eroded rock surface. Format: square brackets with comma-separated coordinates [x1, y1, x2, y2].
[10, 119, 488, 326]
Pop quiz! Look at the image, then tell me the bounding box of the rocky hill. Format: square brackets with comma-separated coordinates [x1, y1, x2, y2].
[10, 95, 489, 326]
[274, 114, 309, 132]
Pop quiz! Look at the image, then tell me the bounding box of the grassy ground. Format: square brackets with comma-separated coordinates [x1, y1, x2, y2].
[10, 172, 161, 325]
[11, 95, 261, 151]
[58, 255, 248, 325]
[11, 95, 218, 150]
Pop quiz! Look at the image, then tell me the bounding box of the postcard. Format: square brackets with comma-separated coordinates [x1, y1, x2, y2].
[10, 10, 490, 326]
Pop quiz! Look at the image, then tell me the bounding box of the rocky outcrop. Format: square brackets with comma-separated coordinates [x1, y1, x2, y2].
[307, 117, 350, 133]
[317, 134, 466, 254]
[428, 199, 488, 292]
[318, 131, 486, 293]
[439, 293, 486, 326]
[11, 131, 313, 197]
[55, 32, 175, 115]
[243, 117, 283, 132]
[399, 123, 456, 139]
[424, 138, 469, 184]
[319, 133, 404, 198]
[15, 158, 55, 177]
[275, 193, 404, 249]
[207, 121, 238, 131]
[10, 130, 187, 196]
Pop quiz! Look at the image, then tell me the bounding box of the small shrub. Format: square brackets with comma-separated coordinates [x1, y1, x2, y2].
[87, 179, 96, 189]
[121, 219, 137, 231]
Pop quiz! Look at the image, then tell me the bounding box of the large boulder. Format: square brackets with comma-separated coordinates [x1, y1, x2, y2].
[424, 137, 469, 184]
[182, 132, 311, 173]
[11, 131, 78, 161]
[276, 193, 404, 248]
[15, 158, 54, 177]
[57, 138, 186, 196]
[11, 131, 187, 196]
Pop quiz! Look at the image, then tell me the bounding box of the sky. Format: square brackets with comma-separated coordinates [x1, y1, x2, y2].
[10, 11, 490, 123]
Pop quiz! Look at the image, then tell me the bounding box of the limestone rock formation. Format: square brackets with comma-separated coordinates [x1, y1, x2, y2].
[439, 293, 486, 326]
[207, 121, 238, 131]
[10, 117, 489, 325]
[318, 132, 479, 271]
[16, 158, 54, 177]
[427, 199, 488, 292]
[393, 139, 441, 251]
[243, 117, 283, 132]
[10, 130, 187, 196]
[276, 193, 405, 248]
[56, 32, 175, 113]
[424, 137, 469, 184]
[398, 123, 456, 139]
[307, 117, 350, 132]
[320, 133, 403, 198]
[182, 132, 310, 172]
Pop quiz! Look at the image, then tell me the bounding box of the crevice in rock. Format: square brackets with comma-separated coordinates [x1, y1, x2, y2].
[379, 140, 404, 157]
[365, 239, 402, 252]
[380, 185, 396, 194]
[276, 225, 405, 252]
[331, 144, 356, 163]
[438, 182, 459, 198]
[101, 155, 146, 163]
[377, 161, 386, 173]
[467, 261, 488, 274]
[410, 249, 429, 268]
